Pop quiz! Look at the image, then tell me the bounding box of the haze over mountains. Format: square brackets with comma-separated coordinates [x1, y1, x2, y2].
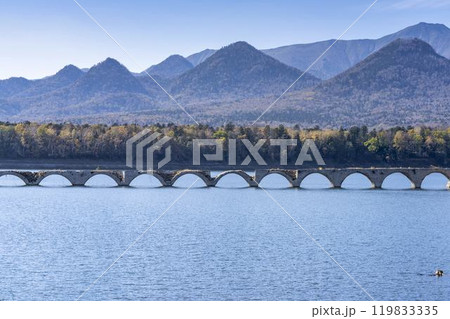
[0, 22, 449, 127]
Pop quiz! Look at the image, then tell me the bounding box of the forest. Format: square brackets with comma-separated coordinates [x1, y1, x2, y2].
[0, 122, 448, 167]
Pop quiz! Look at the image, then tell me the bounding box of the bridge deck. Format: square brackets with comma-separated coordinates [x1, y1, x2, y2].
[0, 168, 449, 189]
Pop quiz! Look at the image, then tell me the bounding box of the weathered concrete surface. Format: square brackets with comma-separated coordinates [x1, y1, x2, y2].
[0, 168, 448, 189]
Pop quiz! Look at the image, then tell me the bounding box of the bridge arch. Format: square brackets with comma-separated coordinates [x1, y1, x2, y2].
[381, 172, 415, 189]
[257, 171, 296, 187]
[128, 172, 166, 187]
[37, 172, 73, 186]
[0, 171, 29, 186]
[214, 170, 256, 187]
[424, 169, 450, 180]
[420, 172, 450, 190]
[170, 170, 213, 187]
[298, 172, 333, 189]
[341, 172, 374, 189]
[84, 173, 120, 187]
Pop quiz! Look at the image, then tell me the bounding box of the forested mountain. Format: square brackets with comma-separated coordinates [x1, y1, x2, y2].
[262, 39, 450, 127]
[318, 38, 450, 95]
[70, 58, 147, 95]
[170, 41, 319, 100]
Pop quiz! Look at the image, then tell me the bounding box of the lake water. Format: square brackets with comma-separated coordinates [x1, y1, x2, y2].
[0, 172, 448, 301]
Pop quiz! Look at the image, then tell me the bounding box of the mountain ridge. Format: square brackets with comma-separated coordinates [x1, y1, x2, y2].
[180, 22, 450, 79]
[263, 22, 450, 79]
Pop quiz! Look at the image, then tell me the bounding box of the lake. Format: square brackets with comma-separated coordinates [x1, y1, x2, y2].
[0, 172, 448, 301]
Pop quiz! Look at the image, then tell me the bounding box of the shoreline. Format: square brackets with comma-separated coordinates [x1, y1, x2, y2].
[0, 159, 447, 170]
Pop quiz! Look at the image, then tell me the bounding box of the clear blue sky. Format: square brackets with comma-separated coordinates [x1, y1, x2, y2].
[1, 0, 449, 79]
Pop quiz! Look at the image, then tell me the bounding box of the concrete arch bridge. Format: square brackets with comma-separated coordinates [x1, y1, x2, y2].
[0, 168, 449, 189]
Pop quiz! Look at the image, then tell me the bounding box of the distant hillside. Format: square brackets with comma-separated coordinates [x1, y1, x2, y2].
[142, 55, 193, 79]
[170, 41, 319, 100]
[70, 58, 147, 96]
[4, 58, 156, 119]
[0, 65, 84, 100]
[263, 22, 450, 79]
[317, 38, 450, 95]
[13, 65, 84, 99]
[263, 38, 450, 127]
[0, 77, 32, 99]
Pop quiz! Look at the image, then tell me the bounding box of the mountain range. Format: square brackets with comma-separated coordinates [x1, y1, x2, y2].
[268, 38, 450, 127]
[0, 22, 449, 127]
[264, 22, 450, 79]
[185, 22, 450, 80]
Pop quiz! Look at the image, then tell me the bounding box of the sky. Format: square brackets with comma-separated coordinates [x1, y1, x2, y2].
[1, 0, 450, 79]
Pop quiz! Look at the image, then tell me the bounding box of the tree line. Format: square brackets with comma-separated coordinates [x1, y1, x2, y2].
[0, 122, 448, 166]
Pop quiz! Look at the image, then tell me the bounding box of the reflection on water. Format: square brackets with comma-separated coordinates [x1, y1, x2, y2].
[0, 173, 448, 300]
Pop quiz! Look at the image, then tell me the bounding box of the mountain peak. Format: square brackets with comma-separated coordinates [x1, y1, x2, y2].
[74, 57, 146, 95]
[383, 37, 437, 54]
[221, 41, 257, 53]
[413, 22, 449, 30]
[319, 37, 450, 95]
[59, 64, 81, 71]
[85, 57, 139, 80]
[55, 64, 83, 78]
[92, 57, 124, 70]
[228, 41, 252, 47]
[165, 54, 188, 61]
[144, 55, 193, 78]
[211, 41, 275, 61]
[347, 37, 448, 74]
[170, 41, 319, 99]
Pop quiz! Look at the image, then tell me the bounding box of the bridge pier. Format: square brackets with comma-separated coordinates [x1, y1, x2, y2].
[66, 171, 93, 186]
[372, 180, 383, 189]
